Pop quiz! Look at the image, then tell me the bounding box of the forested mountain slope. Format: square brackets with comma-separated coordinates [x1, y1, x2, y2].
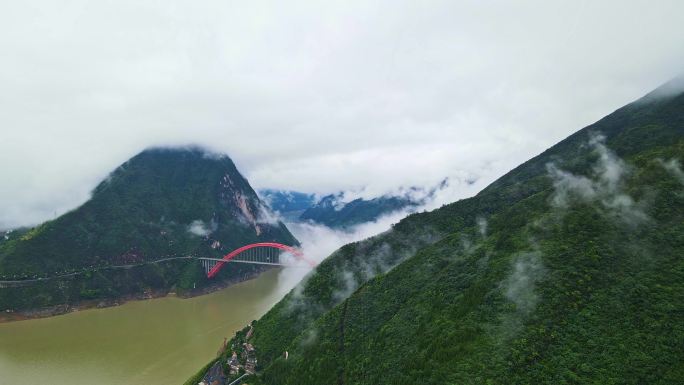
[0, 147, 297, 312]
[189, 78, 684, 385]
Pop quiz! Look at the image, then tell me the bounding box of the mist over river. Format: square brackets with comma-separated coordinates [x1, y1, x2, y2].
[0, 268, 293, 385]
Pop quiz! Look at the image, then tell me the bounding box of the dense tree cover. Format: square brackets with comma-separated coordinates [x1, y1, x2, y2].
[0, 147, 297, 310]
[190, 79, 684, 384]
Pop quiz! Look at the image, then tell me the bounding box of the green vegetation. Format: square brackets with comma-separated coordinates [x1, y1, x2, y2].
[0, 147, 298, 311]
[190, 79, 684, 384]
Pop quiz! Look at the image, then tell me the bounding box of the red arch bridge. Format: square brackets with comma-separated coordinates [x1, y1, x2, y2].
[198, 242, 315, 278]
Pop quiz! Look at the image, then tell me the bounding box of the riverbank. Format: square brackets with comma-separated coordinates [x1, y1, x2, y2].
[0, 268, 291, 385]
[0, 266, 273, 323]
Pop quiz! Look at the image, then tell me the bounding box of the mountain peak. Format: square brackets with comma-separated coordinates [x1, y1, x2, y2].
[137, 145, 227, 158]
[1, 146, 297, 277]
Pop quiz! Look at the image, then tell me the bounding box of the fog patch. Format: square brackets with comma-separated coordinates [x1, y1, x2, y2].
[256, 203, 282, 225]
[187, 219, 216, 237]
[327, 227, 439, 307]
[547, 134, 649, 225]
[476, 216, 488, 238]
[659, 158, 684, 185]
[277, 211, 441, 317]
[299, 327, 319, 348]
[546, 165, 598, 203]
[333, 270, 359, 302]
[262, 183, 451, 321]
[271, 210, 418, 313]
[502, 251, 545, 314]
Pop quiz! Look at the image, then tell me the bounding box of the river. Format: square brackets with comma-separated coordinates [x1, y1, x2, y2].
[0, 268, 297, 385]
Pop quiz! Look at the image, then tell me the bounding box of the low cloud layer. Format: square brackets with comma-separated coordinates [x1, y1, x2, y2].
[269, 201, 441, 308]
[1, 1, 683, 229]
[274, 209, 415, 288]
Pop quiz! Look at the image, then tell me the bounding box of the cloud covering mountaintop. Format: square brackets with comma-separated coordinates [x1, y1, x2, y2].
[1, 0, 683, 229]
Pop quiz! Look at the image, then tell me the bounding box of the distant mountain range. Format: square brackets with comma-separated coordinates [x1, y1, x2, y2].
[189, 77, 684, 384]
[258, 189, 317, 221]
[259, 180, 447, 229]
[0, 147, 297, 313]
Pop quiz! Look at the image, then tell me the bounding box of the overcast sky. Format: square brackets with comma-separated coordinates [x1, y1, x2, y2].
[1, 0, 683, 229]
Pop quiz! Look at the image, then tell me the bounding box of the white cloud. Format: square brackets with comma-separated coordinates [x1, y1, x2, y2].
[1, 0, 683, 229]
[659, 159, 684, 185]
[187, 219, 215, 237]
[476, 217, 488, 238]
[502, 251, 545, 314]
[547, 135, 649, 225]
[272, 207, 427, 303]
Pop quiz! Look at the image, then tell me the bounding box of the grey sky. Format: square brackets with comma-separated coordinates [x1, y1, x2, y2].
[1, 0, 683, 229]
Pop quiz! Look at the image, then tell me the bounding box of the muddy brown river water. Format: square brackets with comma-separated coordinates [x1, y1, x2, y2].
[0, 268, 294, 385]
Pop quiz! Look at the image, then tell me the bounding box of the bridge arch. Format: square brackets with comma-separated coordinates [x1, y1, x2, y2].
[206, 242, 314, 278]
